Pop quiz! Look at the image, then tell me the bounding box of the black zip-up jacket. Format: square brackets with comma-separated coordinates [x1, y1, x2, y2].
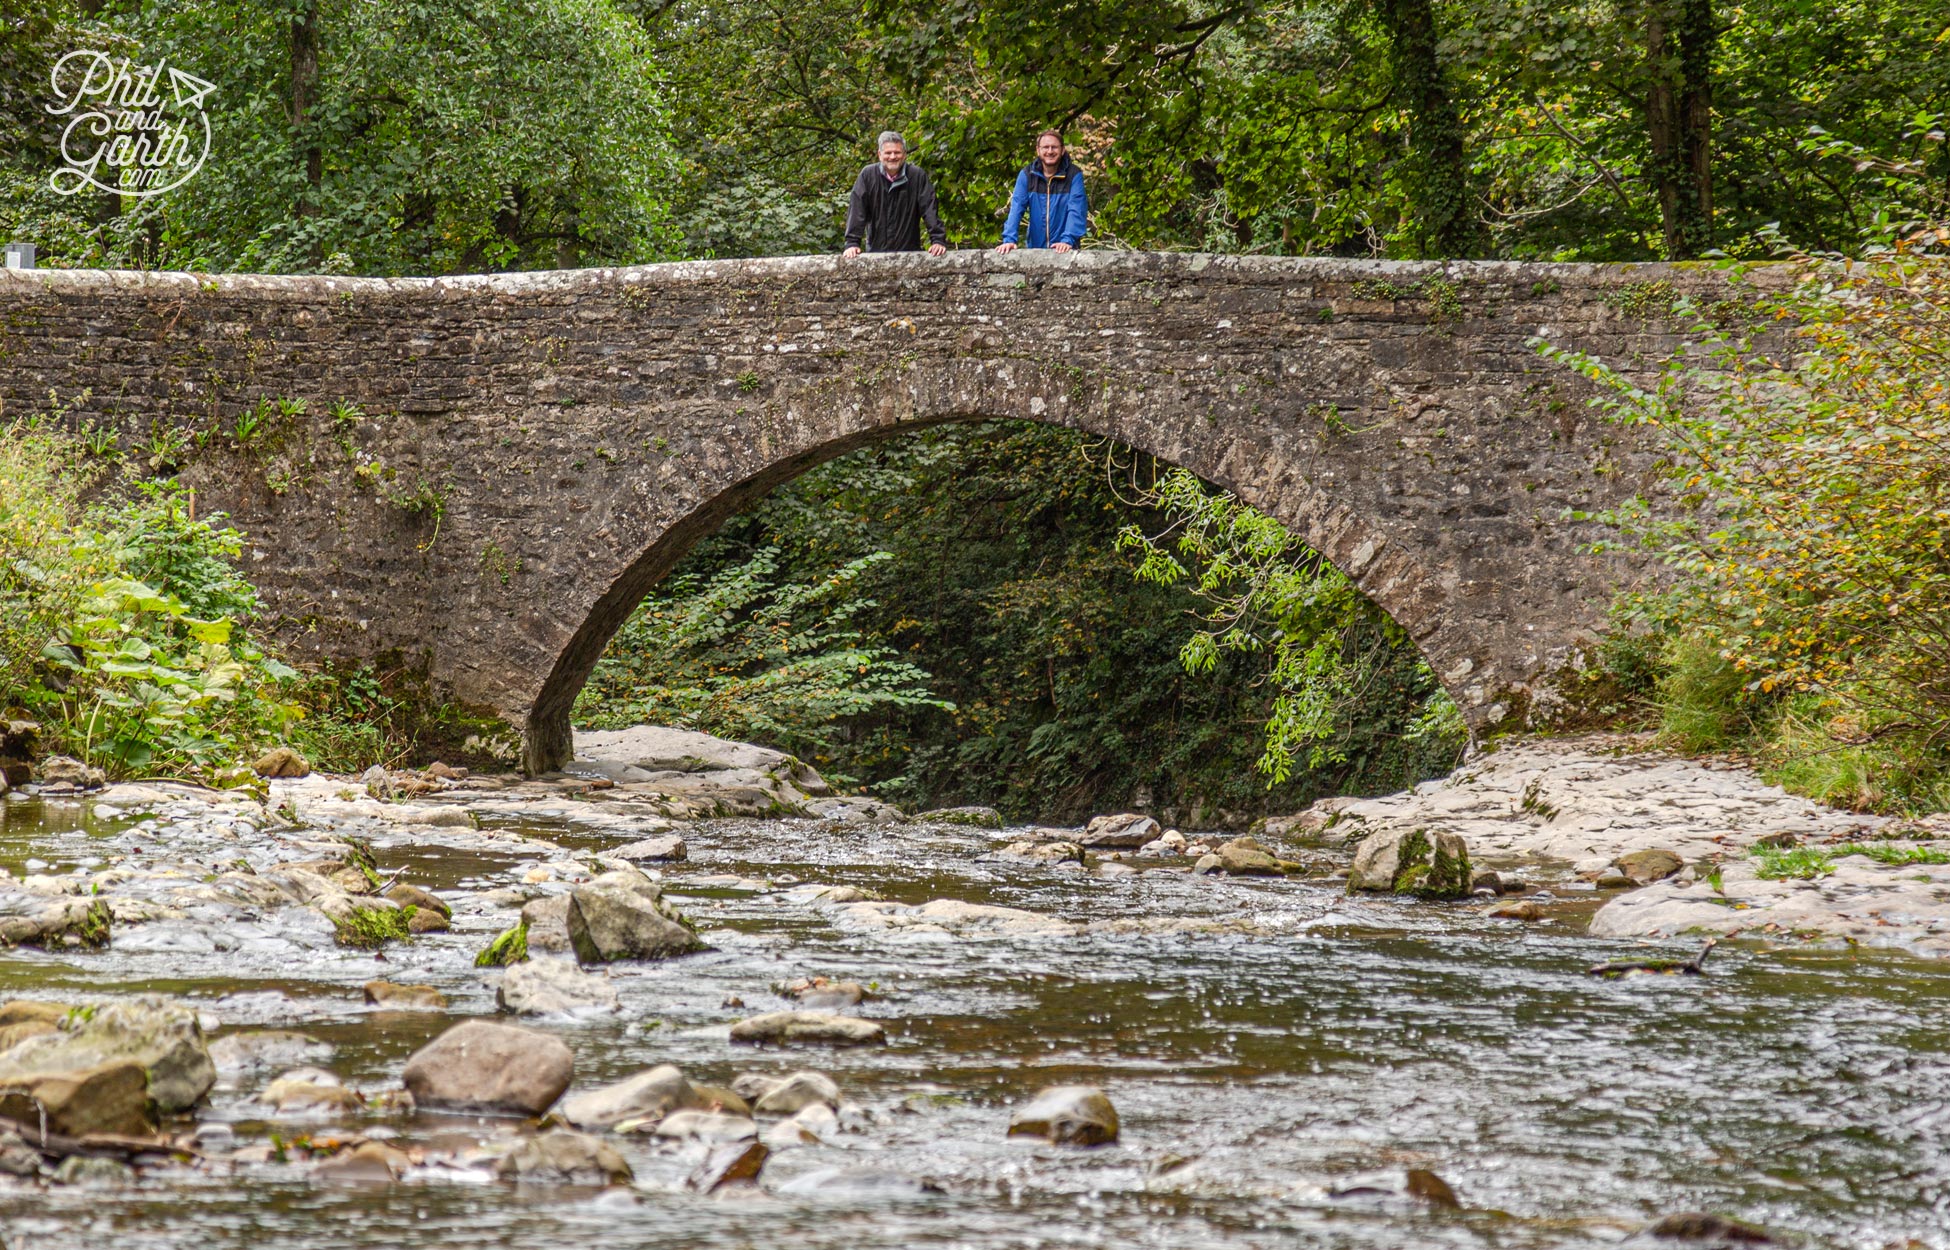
[843, 161, 948, 252]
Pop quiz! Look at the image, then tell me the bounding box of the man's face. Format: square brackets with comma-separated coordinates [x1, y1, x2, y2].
[1037, 135, 1063, 167]
[879, 141, 906, 177]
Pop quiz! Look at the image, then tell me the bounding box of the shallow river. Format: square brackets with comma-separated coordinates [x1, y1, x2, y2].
[1, 795, 1947, 1248]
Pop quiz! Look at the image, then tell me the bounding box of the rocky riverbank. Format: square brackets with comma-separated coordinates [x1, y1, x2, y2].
[0, 726, 1945, 1247]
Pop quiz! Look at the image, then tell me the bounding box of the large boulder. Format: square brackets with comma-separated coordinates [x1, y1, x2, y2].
[0, 996, 214, 1112]
[567, 871, 704, 964]
[497, 958, 619, 1016]
[493, 1129, 632, 1185]
[1615, 848, 1685, 886]
[557, 1064, 701, 1131]
[1007, 1086, 1119, 1146]
[400, 1021, 573, 1115]
[0, 1061, 152, 1137]
[1346, 827, 1473, 899]
[1080, 814, 1160, 848]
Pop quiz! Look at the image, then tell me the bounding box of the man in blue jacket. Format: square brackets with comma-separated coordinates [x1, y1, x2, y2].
[995, 131, 1088, 253]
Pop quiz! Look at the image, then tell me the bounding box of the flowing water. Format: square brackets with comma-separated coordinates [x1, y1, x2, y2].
[1, 794, 1947, 1248]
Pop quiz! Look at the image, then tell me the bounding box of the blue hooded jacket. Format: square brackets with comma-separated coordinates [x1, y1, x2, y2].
[1001, 154, 1088, 248]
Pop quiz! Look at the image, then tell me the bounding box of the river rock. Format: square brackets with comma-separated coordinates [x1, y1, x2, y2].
[775, 976, 867, 1009]
[1081, 814, 1160, 848]
[687, 1139, 767, 1192]
[519, 895, 573, 954]
[762, 1101, 837, 1149]
[0, 1060, 153, 1136]
[567, 871, 704, 963]
[252, 747, 310, 779]
[0, 995, 214, 1112]
[1616, 848, 1685, 885]
[261, 1073, 362, 1114]
[559, 1064, 701, 1131]
[654, 1110, 758, 1143]
[0, 1000, 67, 1051]
[36, 756, 104, 791]
[316, 1140, 409, 1182]
[208, 1030, 333, 1076]
[53, 1154, 135, 1186]
[831, 897, 1076, 938]
[1346, 827, 1472, 899]
[1007, 1085, 1119, 1146]
[400, 1021, 573, 1114]
[1487, 900, 1545, 921]
[918, 806, 1005, 828]
[993, 840, 1084, 865]
[1213, 837, 1284, 876]
[493, 1129, 633, 1185]
[364, 981, 448, 1010]
[384, 883, 452, 918]
[607, 835, 688, 862]
[729, 1011, 886, 1047]
[0, 897, 112, 949]
[752, 1070, 842, 1115]
[1639, 1211, 1775, 1242]
[498, 958, 619, 1016]
[774, 1164, 941, 1197]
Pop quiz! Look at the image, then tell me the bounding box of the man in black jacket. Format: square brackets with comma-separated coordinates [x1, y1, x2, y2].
[842, 132, 948, 257]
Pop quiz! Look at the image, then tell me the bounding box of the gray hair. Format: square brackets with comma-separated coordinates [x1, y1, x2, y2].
[877, 131, 906, 150]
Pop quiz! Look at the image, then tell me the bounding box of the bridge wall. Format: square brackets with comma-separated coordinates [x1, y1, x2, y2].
[0, 253, 1711, 770]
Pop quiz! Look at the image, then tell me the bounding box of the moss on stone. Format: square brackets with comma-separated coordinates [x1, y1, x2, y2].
[1390, 828, 1473, 899]
[73, 899, 112, 949]
[474, 921, 529, 967]
[334, 903, 411, 948]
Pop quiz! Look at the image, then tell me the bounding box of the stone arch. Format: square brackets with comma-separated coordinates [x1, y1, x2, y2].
[522, 357, 1456, 772]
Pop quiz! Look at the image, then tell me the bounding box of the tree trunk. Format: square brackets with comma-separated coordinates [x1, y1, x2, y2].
[291, 2, 322, 219]
[1644, 0, 1714, 258]
[1378, 0, 1480, 258]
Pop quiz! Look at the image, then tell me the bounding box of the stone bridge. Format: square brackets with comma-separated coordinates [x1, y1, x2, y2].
[0, 253, 1716, 771]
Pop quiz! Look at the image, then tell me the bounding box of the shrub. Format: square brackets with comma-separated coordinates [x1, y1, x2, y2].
[1, 422, 302, 777]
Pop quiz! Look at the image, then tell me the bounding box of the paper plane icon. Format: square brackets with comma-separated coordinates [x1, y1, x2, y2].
[167, 66, 215, 110]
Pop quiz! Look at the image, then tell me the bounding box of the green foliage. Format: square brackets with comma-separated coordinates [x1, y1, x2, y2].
[0, 423, 306, 775]
[1749, 845, 1835, 880]
[333, 903, 411, 948]
[576, 548, 949, 780]
[1835, 841, 1950, 867]
[1541, 204, 1950, 812]
[1, 0, 679, 274]
[475, 922, 529, 967]
[1117, 465, 1465, 788]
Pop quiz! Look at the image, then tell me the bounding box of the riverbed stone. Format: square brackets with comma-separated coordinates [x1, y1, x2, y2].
[0, 995, 214, 1112]
[567, 872, 704, 964]
[36, 756, 104, 791]
[1615, 848, 1684, 885]
[52, 1154, 135, 1186]
[209, 1030, 334, 1076]
[558, 1063, 700, 1131]
[519, 895, 573, 953]
[1007, 1085, 1119, 1146]
[918, 806, 1005, 828]
[364, 981, 448, 1010]
[729, 1011, 886, 1047]
[315, 1140, 409, 1182]
[497, 958, 619, 1016]
[687, 1139, 767, 1193]
[752, 1071, 842, 1115]
[831, 897, 1077, 938]
[654, 1110, 758, 1142]
[252, 747, 310, 779]
[993, 840, 1084, 865]
[0, 897, 112, 950]
[1346, 827, 1472, 899]
[385, 883, 452, 918]
[493, 1129, 633, 1185]
[0, 1060, 153, 1137]
[1081, 814, 1160, 848]
[775, 976, 868, 1009]
[607, 835, 687, 862]
[400, 1021, 573, 1115]
[261, 1073, 362, 1114]
[1214, 837, 1285, 876]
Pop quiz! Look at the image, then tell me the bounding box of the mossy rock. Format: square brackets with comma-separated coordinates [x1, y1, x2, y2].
[474, 921, 529, 967]
[1347, 827, 1472, 900]
[333, 902, 412, 948]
